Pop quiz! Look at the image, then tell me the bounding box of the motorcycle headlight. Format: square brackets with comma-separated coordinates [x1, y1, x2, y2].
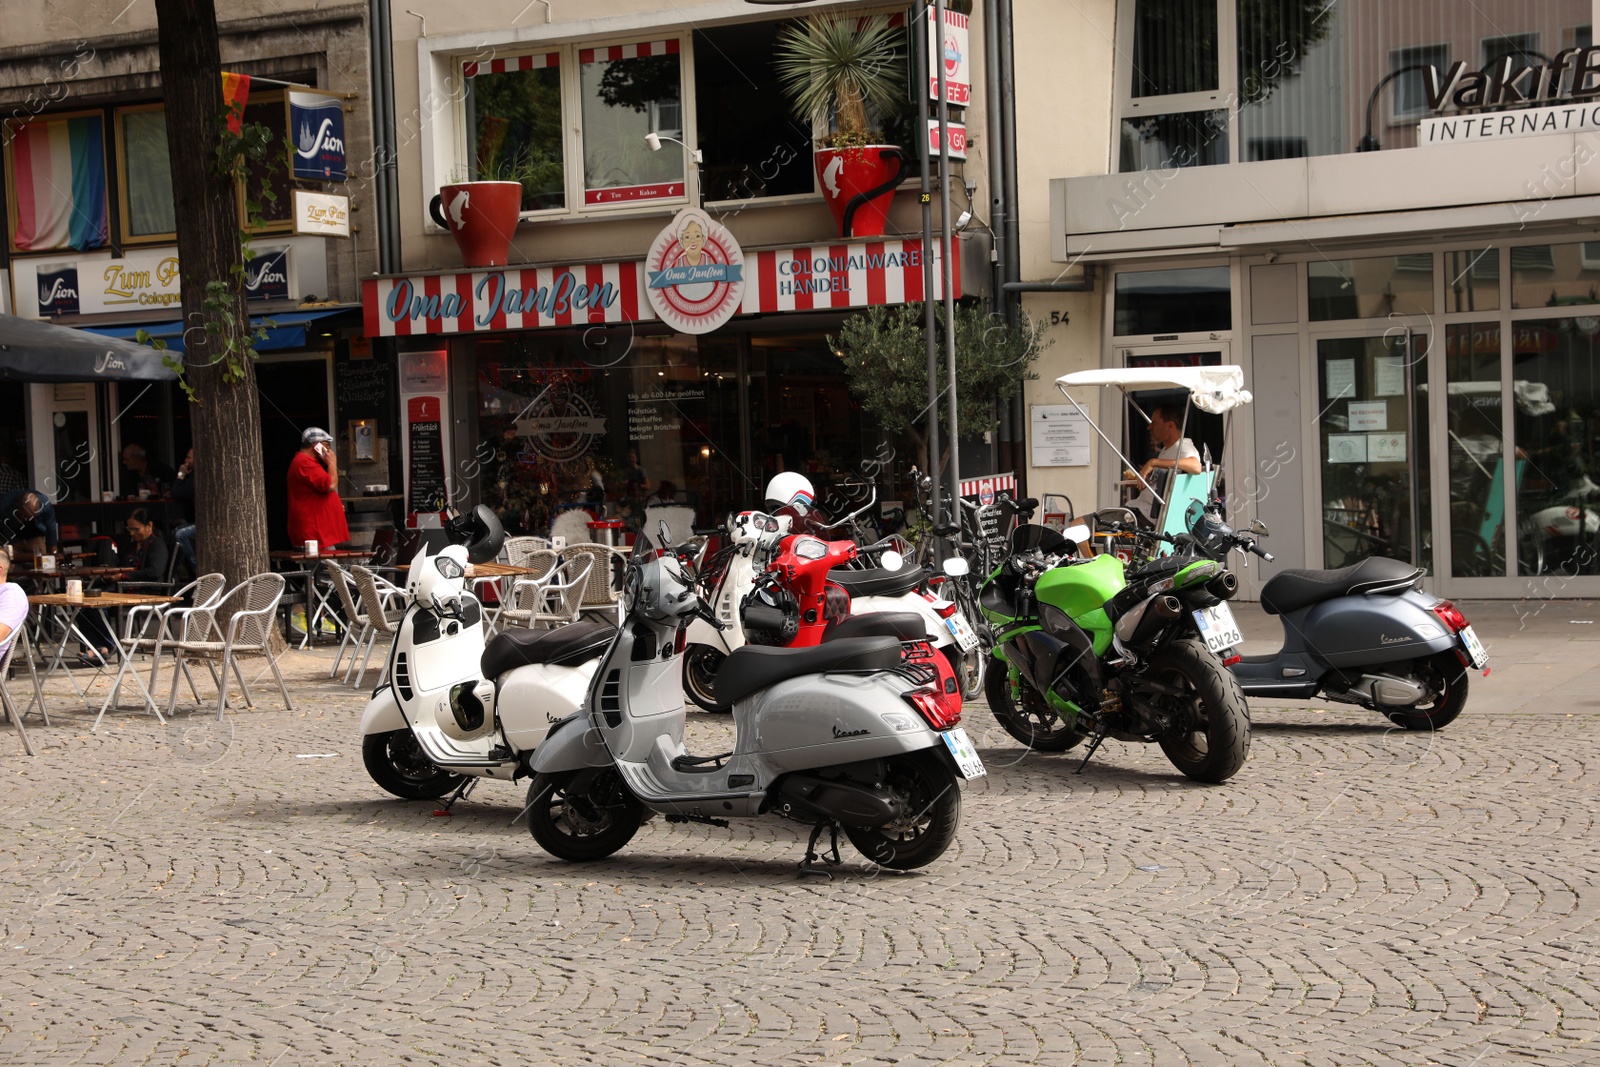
[1040, 603, 1075, 636]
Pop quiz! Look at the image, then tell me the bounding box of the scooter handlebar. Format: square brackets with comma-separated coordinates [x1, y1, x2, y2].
[695, 605, 728, 631]
[1246, 540, 1275, 562]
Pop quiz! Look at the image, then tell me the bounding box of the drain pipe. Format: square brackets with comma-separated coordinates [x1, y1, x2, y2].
[983, 0, 1008, 319]
[995, 0, 1028, 488]
[369, 0, 400, 274]
[1003, 267, 1098, 293]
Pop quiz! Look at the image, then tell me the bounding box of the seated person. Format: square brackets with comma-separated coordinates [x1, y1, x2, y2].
[0, 551, 28, 660]
[0, 488, 58, 558]
[119, 444, 176, 499]
[645, 479, 679, 508]
[1126, 404, 1200, 526]
[77, 509, 169, 665]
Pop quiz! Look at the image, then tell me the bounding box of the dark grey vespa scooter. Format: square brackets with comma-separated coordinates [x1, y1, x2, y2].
[1184, 501, 1488, 730]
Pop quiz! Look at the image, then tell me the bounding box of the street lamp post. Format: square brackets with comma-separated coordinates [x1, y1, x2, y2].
[933, 0, 962, 521]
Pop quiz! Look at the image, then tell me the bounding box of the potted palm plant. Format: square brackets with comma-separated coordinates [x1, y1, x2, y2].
[774, 14, 908, 239]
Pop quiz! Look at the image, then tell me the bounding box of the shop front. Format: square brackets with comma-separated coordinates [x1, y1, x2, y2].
[362, 220, 960, 535]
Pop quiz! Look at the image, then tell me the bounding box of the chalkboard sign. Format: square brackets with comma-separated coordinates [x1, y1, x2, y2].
[407, 395, 447, 514]
[336, 356, 391, 416]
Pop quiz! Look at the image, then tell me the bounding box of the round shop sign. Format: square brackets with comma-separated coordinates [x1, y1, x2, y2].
[644, 207, 744, 335]
[514, 385, 607, 463]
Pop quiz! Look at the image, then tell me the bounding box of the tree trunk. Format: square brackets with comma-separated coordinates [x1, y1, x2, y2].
[155, 0, 270, 590]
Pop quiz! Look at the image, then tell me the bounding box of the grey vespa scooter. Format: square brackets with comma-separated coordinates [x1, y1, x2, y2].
[524, 527, 986, 873]
[1183, 500, 1488, 730]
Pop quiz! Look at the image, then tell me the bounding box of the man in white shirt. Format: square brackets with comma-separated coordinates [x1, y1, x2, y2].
[0, 551, 28, 659]
[1128, 403, 1201, 525]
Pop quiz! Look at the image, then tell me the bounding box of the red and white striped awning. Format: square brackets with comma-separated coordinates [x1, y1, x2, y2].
[578, 40, 679, 64]
[362, 238, 960, 338]
[463, 52, 558, 77]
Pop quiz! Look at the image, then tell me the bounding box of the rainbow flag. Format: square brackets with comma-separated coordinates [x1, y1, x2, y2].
[9, 114, 108, 252]
[221, 72, 251, 134]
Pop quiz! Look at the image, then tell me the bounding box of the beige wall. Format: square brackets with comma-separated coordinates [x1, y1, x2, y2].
[1013, 0, 1116, 509]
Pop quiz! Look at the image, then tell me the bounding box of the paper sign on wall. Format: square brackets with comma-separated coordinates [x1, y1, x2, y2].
[1375, 356, 1406, 396]
[1325, 358, 1356, 401]
[1368, 432, 1407, 462]
[1030, 405, 1091, 467]
[1328, 434, 1367, 463]
[1348, 400, 1388, 431]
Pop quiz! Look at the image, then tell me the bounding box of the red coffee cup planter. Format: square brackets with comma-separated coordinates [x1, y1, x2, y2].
[428, 181, 523, 268]
[814, 146, 908, 239]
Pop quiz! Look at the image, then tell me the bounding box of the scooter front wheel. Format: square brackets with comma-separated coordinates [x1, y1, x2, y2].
[844, 751, 961, 870]
[526, 768, 644, 862]
[682, 645, 730, 713]
[363, 731, 469, 800]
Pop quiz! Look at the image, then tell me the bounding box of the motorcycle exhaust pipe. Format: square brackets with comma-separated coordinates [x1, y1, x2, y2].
[1154, 595, 1184, 619]
[1207, 572, 1239, 600]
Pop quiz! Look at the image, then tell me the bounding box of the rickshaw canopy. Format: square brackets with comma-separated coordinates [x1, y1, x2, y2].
[1056, 365, 1253, 415]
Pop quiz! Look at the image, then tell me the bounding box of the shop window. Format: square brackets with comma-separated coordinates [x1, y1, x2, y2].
[1130, 0, 1220, 97]
[1113, 265, 1230, 336]
[1512, 317, 1600, 575]
[115, 106, 175, 241]
[693, 22, 815, 203]
[579, 40, 686, 205]
[1445, 248, 1499, 312]
[464, 53, 566, 211]
[1445, 321, 1506, 577]
[1119, 111, 1228, 171]
[1510, 242, 1600, 309]
[2, 110, 109, 253]
[1308, 255, 1434, 321]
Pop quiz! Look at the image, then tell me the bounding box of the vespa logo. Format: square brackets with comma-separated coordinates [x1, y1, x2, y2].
[93, 351, 127, 374]
[1379, 633, 1414, 645]
[295, 117, 345, 160]
[832, 724, 870, 739]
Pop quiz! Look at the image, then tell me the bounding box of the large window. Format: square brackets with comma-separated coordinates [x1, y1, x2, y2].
[1117, 0, 1594, 170]
[116, 106, 175, 240]
[464, 53, 566, 211]
[580, 41, 685, 205]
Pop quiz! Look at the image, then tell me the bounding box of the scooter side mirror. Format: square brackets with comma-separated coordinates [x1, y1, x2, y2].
[1250, 518, 1270, 537]
[880, 550, 905, 572]
[658, 519, 673, 547]
[943, 556, 970, 577]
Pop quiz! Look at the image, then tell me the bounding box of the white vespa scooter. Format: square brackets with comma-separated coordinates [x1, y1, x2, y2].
[525, 525, 986, 873]
[680, 510, 785, 710]
[359, 506, 611, 804]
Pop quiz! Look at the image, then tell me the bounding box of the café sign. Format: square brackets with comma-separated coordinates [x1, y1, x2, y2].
[292, 190, 351, 237]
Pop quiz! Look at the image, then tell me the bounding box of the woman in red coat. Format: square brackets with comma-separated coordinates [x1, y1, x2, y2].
[286, 427, 349, 548]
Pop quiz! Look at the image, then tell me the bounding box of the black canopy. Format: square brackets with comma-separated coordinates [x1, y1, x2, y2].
[0, 312, 178, 382]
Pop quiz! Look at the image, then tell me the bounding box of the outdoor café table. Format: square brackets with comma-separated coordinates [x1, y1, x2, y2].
[269, 548, 372, 647]
[26, 591, 179, 731]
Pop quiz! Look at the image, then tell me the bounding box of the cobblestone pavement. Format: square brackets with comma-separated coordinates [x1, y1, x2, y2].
[1, 606, 1597, 1066]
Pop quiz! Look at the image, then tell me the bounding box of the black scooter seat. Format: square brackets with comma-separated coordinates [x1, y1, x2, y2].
[822, 611, 926, 643]
[829, 566, 926, 598]
[1260, 556, 1421, 616]
[715, 636, 902, 707]
[481, 621, 615, 678]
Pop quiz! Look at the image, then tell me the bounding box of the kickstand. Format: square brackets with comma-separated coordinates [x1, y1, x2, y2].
[799, 822, 843, 879]
[1075, 730, 1108, 775]
[433, 777, 478, 817]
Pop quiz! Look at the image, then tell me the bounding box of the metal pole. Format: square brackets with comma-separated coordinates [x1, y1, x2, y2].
[916, 3, 942, 527]
[935, 0, 961, 514]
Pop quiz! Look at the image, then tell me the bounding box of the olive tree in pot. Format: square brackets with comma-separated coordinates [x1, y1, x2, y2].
[774, 13, 908, 239]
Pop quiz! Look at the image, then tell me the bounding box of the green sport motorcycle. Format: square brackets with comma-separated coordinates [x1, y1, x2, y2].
[979, 521, 1251, 783]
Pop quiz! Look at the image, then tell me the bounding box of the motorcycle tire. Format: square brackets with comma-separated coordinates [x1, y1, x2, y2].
[983, 658, 1088, 752]
[526, 767, 644, 862]
[1151, 638, 1252, 784]
[682, 645, 731, 713]
[1377, 651, 1468, 731]
[844, 751, 961, 871]
[362, 730, 468, 800]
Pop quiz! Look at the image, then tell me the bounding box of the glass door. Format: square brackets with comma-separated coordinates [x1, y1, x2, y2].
[1314, 331, 1430, 570]
[1109, 342, 1232, 522]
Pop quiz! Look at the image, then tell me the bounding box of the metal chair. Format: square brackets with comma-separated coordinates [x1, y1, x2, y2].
[498, 555, 592, 630]
[107, 571, 227, 719]
[0, 637, 36, 756]
[558, 543, 623, 620]
[322, 562, 371, 683]
[348, 565, 403, 688]
[164, 573, 293, 720]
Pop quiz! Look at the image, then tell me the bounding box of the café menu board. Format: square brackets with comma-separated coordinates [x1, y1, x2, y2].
[407, 395, 447, 514]
[335, 355, 391, 419]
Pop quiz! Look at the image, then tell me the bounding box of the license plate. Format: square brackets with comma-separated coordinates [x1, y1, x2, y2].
[945, 611, 980, 652]
[1459, 624, 1489, 669]
[940, 727, 986, 779]
[1192, 603, 1244, 654]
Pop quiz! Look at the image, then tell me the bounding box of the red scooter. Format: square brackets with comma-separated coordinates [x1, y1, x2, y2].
[740, 531, 963, 720]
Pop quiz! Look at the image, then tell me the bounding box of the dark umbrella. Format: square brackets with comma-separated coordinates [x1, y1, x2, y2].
[0, 312, 178, 382]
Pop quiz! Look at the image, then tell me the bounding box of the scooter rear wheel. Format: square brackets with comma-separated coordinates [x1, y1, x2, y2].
[844, 751, 961, 870]
[682, 645, 730, 713]
[526, 768, 644, 862]
[362, 730, 468, 800]
[983, 660, 1088, 752]
[1378, 651, 1468, 731]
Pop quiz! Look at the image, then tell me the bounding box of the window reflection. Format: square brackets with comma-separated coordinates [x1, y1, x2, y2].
[1513, 317, 1600, 576]
[1113, 266, 1231, 336]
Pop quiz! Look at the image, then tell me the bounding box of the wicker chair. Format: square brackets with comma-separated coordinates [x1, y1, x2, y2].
[349, 565, 403, 688]
[559, 543, 625, 619]
[163, 573, 293, 720]
[498, 555, 593, 630]
[0, 638, 35, 756]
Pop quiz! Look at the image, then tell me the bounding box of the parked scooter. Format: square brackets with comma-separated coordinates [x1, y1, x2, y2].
[524, 525, 985, 872]
[681, 510, 785, 711]
[359, 506, 611, 802]
[1180, 498, 1486, 730]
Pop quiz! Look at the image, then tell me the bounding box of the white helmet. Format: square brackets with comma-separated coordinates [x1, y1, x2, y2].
[438, 679, 497, 742]
[764, 472, 815, 513]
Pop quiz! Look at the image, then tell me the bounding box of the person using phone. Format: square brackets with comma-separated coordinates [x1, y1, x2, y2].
[286, 427, 349, 551]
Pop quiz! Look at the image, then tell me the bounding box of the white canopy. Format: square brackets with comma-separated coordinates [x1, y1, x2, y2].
[1055, 365, 1253, 414]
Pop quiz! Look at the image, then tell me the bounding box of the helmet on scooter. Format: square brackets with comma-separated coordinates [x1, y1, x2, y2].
[439, 679, 496, 742]
[764, 472, 815, 514]
[444, 504, 506, 565]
